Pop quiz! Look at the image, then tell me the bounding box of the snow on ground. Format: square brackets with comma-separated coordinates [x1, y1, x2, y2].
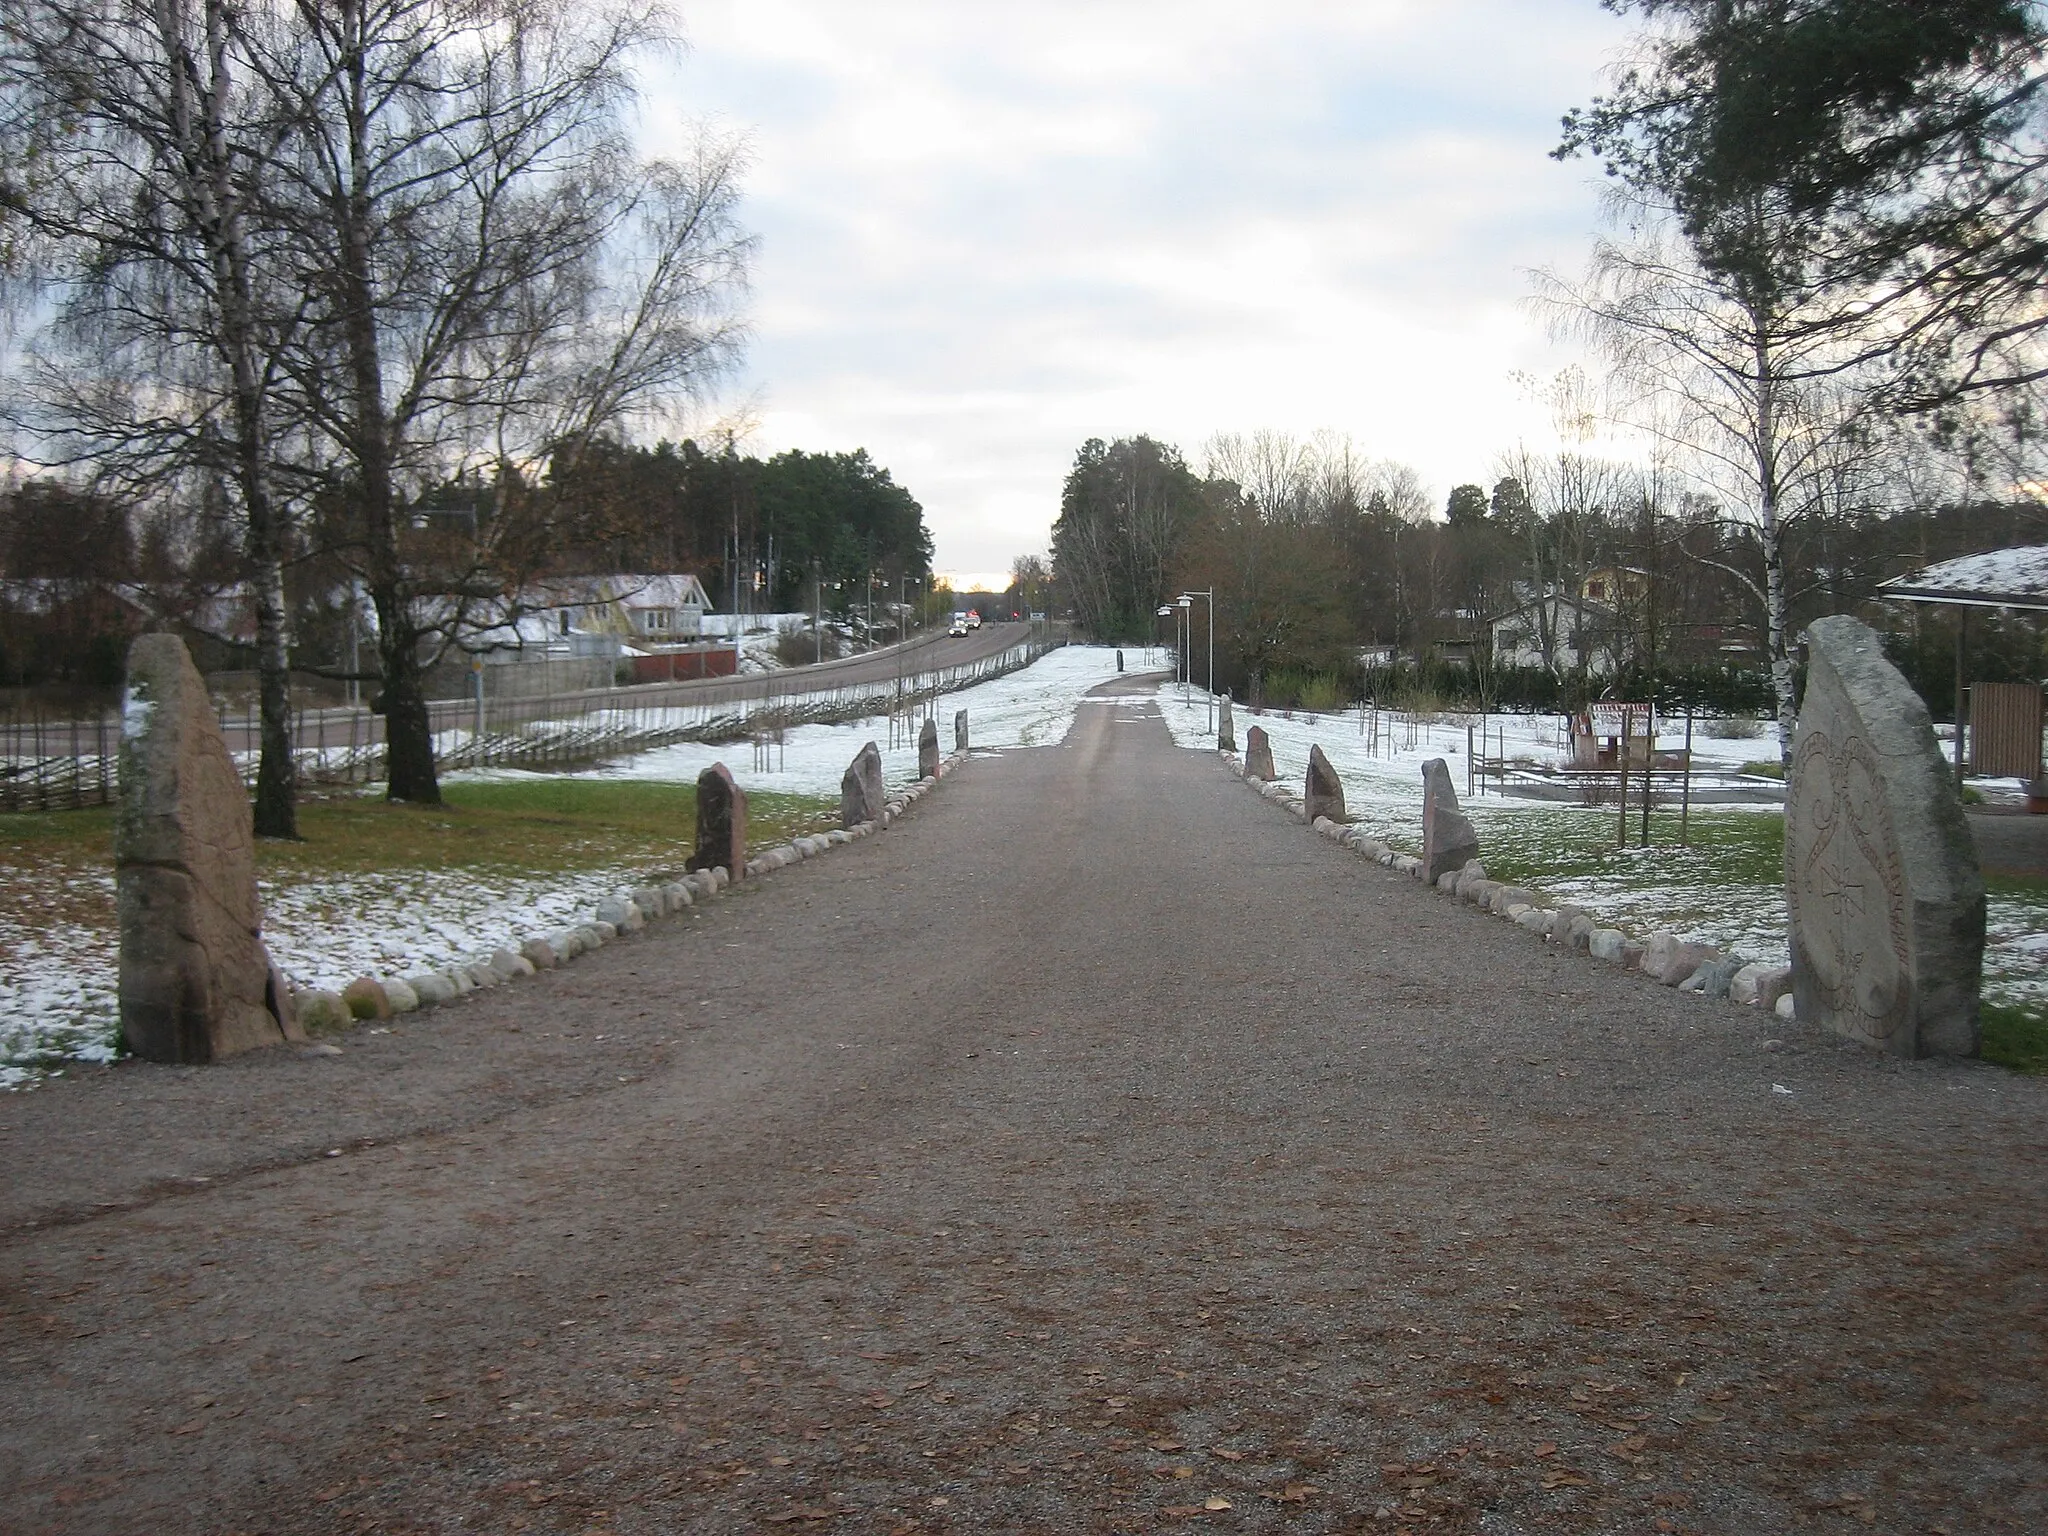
[4, 651, 2040, 1087]
[545, 643, 1131, 798]
[0, 646, 1132, 1085]
[1152, 683, 2045, 1009]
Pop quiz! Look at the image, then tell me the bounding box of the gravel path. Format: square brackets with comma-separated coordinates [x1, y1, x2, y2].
[3, 678, 2044, 1535]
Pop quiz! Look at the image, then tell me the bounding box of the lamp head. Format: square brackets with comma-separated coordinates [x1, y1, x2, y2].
[1156, 606, 1173, 617]
[1176, 595, 1192, 608]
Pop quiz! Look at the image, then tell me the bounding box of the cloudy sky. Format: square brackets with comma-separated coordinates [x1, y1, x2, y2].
[646, 0, 1638, 586]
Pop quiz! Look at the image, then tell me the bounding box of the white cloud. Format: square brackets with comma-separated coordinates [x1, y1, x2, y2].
[644, 0, 1635, 566]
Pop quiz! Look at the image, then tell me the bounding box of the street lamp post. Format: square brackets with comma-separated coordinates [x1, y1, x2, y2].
[1179, 589, 1214, 736]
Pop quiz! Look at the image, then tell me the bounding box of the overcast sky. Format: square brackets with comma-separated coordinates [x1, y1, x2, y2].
[645, 0, 1638, 586]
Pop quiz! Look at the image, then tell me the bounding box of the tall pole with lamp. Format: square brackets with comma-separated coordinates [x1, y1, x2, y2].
[1175, 595, 1194, 706]
[1179, 589, 1214, 737]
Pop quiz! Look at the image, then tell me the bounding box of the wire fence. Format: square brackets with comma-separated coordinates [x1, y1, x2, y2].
[0, 628, 1066, 811]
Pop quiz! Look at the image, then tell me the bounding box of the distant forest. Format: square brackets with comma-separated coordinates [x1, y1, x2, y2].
[0, 438, 933, 690]
[1050, 432, 2048, 719]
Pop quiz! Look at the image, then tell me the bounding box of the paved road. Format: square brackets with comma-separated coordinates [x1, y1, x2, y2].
[186, 623, 1042, 756]
[3, 678, 2044, 1533]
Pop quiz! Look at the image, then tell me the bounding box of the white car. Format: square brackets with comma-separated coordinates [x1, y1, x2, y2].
[947, 619, 969, 636]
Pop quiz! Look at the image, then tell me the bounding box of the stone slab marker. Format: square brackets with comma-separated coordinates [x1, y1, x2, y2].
[1218, 697, 1236, 753]
[1420, 756, 1480, 882]
[840, 742, 885, 828]
[1244, 724, 1276, 781]
[1788, 615, 1985, 1057]
[116, 633, 299, 1062]
[1305, 744, 1345, 823]
[688, 762, 748, 880]
[918, 716, 940, 778]
[954, 709, 970, 753]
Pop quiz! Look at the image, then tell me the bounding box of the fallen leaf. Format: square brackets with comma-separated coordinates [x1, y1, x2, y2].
[1533, 1442, 1558, 1458]
[1541, 1470, 1594, 1490]
[764, 1507, 837, 1524]
[167, 1420, 205, 1436]
[1204, 1497, 1232, 1511]
[1260, 1483, 1319, 1503]
[1151, 1440, 1186, 1453]
[1210, 1448, 1245, 1462]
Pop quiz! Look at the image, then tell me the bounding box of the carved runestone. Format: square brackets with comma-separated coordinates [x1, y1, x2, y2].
[918, 716, 941, 779]
[689, 762, 749, 880]
[840, 742, 886, 829]
[1421, 757, 1481, 883]
[1788, 615, 1985, 1057]
[1305, 745, 1346, 824]
[116, 633, 299, 1062]
[954, 709, 970, 754]
[1244, 724, 1276, 781]
[1218, 697, 1237, 753]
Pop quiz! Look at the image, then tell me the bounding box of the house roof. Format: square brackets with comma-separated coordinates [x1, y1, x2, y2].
[525, 573, 713, 611]
[1877, 544, 2048, 612]
[1487, 591, 1617, 626]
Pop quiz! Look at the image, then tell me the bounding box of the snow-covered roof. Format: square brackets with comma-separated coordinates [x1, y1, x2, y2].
[1878, 544, 2048, 611]
[524, 573, 712, 612]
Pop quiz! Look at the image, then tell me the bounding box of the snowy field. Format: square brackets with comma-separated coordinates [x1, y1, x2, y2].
[3, 649, 2041, 1088]
[0, 646, 1131, 1087]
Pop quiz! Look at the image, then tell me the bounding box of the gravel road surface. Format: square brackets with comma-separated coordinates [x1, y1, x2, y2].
[3, 677, 2044, 1535]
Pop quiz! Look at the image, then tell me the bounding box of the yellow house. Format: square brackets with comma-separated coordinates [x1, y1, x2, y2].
[1579, 567, 1649, 608]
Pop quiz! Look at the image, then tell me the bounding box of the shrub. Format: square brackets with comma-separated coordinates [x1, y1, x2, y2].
[1704, 715, 1768, 740]
[774, 620, 841, 666]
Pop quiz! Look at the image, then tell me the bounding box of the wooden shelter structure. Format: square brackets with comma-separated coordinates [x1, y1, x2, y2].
[1878, 545, 2048, 789]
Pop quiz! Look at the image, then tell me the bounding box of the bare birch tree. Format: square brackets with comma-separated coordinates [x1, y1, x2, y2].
[2, 0, 307, 835]
[263, 0, 747, 803]
[1535, 222, 1874, 761]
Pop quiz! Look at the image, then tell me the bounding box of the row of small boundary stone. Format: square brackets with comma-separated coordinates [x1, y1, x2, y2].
[1219, 745, 1801, 1025]
[290, 749, 967, 1035]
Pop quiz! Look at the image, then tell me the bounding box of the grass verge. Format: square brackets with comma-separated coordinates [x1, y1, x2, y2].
[1981, 1000, 2048, 1074]
[0, 779, 841, 943]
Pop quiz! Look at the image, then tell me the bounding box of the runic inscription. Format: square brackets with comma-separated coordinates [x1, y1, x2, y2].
[1787, 728, 1912, 1051]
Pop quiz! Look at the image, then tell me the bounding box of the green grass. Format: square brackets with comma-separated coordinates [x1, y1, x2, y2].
[1473, 806, 1786, 892]
[257, 780, 836, 881]
[0, 780, 840, 931]
[1981, 1000, 2048, 1074]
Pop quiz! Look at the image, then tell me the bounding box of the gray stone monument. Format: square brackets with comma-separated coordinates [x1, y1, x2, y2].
[918, 716, 940, 778]
[1305, 744, 1345, 823]
[1420, 757, 1480, 883]
[841, 742, 885, 828]
[1218, 697, 1236, 753]
[1244, 724, 1276, 781]
[954, 709, 970, 754]
[116, 633, 299, 1062]
[688, 762, 748, 881]
[1116, 649, 1124, 672]
[1787, 615, 1985, 1057]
